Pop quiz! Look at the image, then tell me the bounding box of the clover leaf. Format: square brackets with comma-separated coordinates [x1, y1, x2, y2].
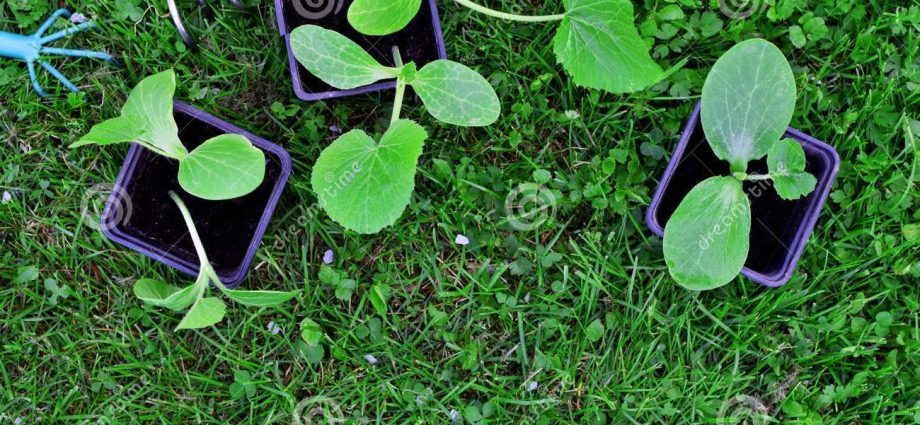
[72, 70, 266, 201]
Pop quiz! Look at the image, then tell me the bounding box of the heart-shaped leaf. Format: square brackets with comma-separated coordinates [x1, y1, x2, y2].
[300, 318, 324, 346]
[222, 289, 298, 307]
[411, 60, 501, 127]
[348, 0, 422, 36]
[553, 0, 664, 94]
[175, 297, 226, 330]
[311, 120, 427, 234]
[178, 134, 266, 201]
[71, 115, 146, 147]
[768, 138, 817, 200]
[701, 39, 797, 173]
[120, 70, 187, 158]
[133, 278, 198, 311]
[663, 176, 751, 290]
[290, 25, 399, 90]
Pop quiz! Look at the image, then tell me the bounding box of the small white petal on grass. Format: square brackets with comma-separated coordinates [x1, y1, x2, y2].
[364, 354, 378, 364]
[2, 191, 12, 204]
[267, 321, 281, 334]
[455, 234, 470, 246]
[323, 249, 334, 264]
[14, 417, 23, 425]
[70, 13, 88, 23]
[449, 409, 459, 422]
[526, 381, 538, 392]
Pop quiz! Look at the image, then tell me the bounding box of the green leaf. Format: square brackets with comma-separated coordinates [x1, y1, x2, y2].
[311, 120, 427, 234]
[586, 319, 605, 342]
[368, 284, 389, 315]
[12, 266, 39, 285]
[290, 25, 398, 90]
[411, 60, 501, 127]
[175, 297, 226, 330]
[178, 134, 266, 201]
[347, 0, 421, 36]
[768, 138, 817, 200]
[133, 278, 198, 311]
[553, 0, 663, 94]
[663, 176, 751, 290]
[222, 289, 298, 307]
[701, 39, 797, 172]
[300, 318, 324, 346]
[71, 115, 146, 148]
[120, 70, 187, 158]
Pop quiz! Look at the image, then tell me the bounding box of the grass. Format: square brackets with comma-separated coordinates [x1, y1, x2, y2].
[1, 0, 918, 424]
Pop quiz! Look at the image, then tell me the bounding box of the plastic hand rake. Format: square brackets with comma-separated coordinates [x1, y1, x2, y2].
[0, 8, 117, 97]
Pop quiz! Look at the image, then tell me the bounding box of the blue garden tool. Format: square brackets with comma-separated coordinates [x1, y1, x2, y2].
[0, 8, 117, 97]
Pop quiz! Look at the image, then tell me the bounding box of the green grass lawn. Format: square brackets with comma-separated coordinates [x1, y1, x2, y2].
[1, 0, 918, 423]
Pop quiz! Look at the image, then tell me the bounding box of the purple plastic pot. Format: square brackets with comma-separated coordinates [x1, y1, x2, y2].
[274, 0, 448, 101]
[646, 102, 840, 288]
[101, 101, 292, 288]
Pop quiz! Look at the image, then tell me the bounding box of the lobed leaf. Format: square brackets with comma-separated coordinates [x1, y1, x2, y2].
[133, 278, 197, 311]
[311, 120, 427, 234]
[121, 70, 187, 158]
[553, 0, 664, 94]
[178, 134, 266, 201]
[347, 0, 421, 36]
[411, 60, 501, 127]
[663, 176, 751, 290]
[175, 297, 226, 330]
[701, 39, 797, 173]
[768, 138, 817, 200]
[290, 25, 399, 90]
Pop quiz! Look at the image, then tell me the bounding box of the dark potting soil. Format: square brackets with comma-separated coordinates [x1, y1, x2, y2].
[118, 110, 282, 277]
[280, 0, 441, 95]
[653, 118, 822, 276]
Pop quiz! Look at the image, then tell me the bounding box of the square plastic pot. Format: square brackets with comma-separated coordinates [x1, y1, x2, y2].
[646, 102, 840, 288]
[101, 101, 292, 289]
[274, 0, 447, 101]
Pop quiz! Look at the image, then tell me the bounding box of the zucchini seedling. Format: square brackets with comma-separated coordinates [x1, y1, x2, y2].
[663, 39, 818, 290]
[346, 0, 676, 94]
[290, 25, 500, 234]
[72, 70, 266, 201]
[134, 191, 298, 331]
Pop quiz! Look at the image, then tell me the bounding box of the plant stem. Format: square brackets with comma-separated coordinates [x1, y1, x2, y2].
[744, 173, 773, 181]
[391, 47, 406, 125]
[169, 191, 212, 271]
[453, 0, 565, 22]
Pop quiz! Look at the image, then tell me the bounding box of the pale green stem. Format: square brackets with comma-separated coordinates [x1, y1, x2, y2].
[453, 0, 565, 22]
[743, 173, 773, 181]
[168, 191, 225, 290]
[391, 47, 407, 125]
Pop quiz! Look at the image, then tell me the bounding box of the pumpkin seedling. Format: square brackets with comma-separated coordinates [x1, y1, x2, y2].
[346, 0, 679, 94]
[290, 25, 500, 233]
[133, 191, 298, 331]
[72, 70, 266, 201]
[663, 39, 817, 290]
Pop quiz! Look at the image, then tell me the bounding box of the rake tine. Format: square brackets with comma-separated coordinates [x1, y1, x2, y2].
[39, 22, 98, 44]
[35, 8, 72, 38]
[27, 62, 48, 97]
[41, 47, 118, 65]
[39, 61, 79, 93]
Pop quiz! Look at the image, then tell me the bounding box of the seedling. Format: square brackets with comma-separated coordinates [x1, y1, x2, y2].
[663, 39, 817, 290]
[346, 0, 676, 94]
[72, 70, 266, 201]
[133, 191, 297, 331]
[290, 25, 500, 233]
